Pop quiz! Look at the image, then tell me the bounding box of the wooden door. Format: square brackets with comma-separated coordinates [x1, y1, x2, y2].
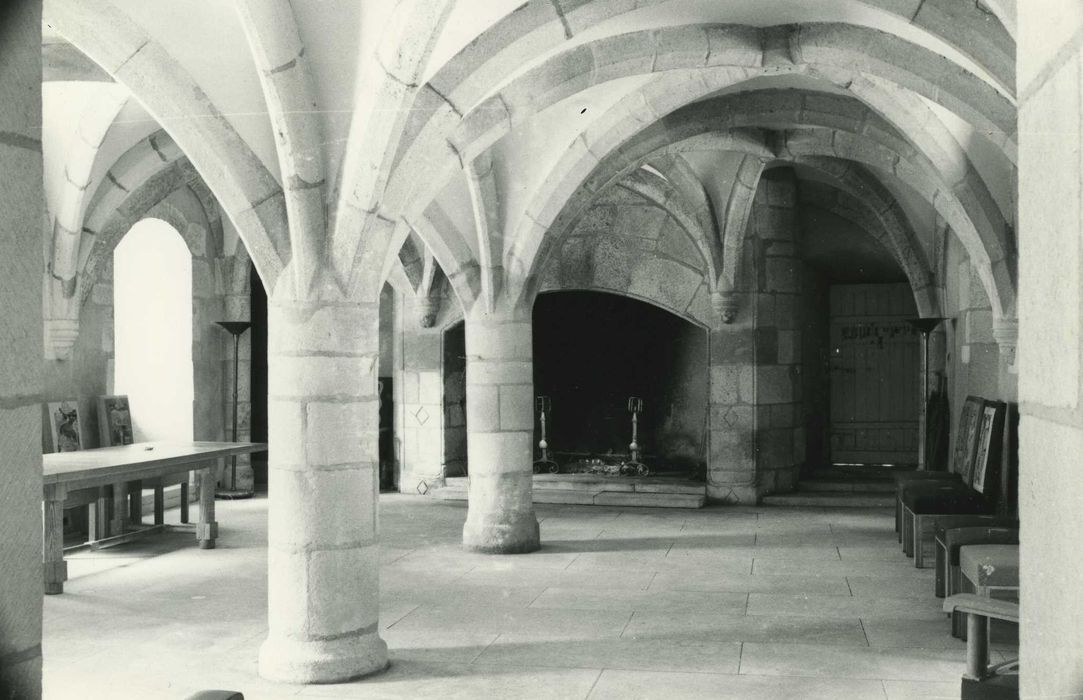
[828, 284, 920, 465]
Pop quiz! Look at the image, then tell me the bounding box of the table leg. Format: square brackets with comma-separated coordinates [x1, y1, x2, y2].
[965, 611, 989, 678]
[111, 482, 128, 535]
[154, 484, 165, 525]
[197, 466, 218, 550]
[914, 516, 927, 568]
[179, 480, 190, 524]
[129, 480, 143, 524]
[88, 486, 109, 542]
[43, 484, 69, 595]
[934, 538, 947, 597]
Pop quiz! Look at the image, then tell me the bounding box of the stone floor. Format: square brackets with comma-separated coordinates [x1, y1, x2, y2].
[43, 493, 1015, 699]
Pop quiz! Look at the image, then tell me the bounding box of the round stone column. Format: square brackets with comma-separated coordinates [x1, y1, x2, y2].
[462, 312, 540, 553]
[258, 299, 388, 683]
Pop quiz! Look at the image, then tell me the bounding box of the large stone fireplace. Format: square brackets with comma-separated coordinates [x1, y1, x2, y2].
[532, 290, 708, 479]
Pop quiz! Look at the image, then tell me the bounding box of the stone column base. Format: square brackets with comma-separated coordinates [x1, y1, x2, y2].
[706, 484, 761, 505]
[0, 653, 41, 700]
[258, 629, 388, 684]
[462, 510, 540, 554]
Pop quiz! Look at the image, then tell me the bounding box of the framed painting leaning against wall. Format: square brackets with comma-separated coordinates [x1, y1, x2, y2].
[971, 402, 1006, 494]
[48, 400, 84, 452]
[98, 395, 135, 447]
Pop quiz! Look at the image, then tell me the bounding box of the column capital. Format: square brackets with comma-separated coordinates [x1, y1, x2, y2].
[44, 318, 80, 361]
[711, 289, 739, 324]
[992, 316, 1019, 353]
[415, 294, 440, 328]
[992, 316, 1018, 370]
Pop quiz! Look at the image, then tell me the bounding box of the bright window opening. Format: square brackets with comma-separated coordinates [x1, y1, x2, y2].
[113, 218, 194, 442]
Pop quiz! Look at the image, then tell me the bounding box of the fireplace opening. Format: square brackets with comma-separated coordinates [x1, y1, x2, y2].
[532, 291, 708, 479]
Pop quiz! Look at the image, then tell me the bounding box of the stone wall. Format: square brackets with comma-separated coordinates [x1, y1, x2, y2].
[538, 183, 713, 326]
[0, 1, 44, 693]
[1017, 2, 1083, 693]
[42, 271, 111, 450]
[388, 276, 463, 493]
[707, 169, 803, 502]
[941, 233, 1014, 474]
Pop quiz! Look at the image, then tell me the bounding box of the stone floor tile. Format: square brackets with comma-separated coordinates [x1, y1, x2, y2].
[529, 586, 749, 613]
[297, 660, 601, 699]
[382, 582, 548, 609]
[587, 669, 886, 699]
[747, 592, 944, 620]
[739, 642, 966, 682]
[647, 571, 852, 596]
[475, 633, 742, 674]
[860, 617, 967, 649]
[838, 545, 913, 561]
[456, 565, 656, 591]
[561, 550, 675, 570]
[881, 679, 961, 699]
[380, 602, 421, 630]
[847, 575, 936, 598]
[622, 611, 868, 645]
[752, 558, 931, 577]
[383, 628, 500, 663]
[387, 603, 633, 639]
[745, 545, 843, 560]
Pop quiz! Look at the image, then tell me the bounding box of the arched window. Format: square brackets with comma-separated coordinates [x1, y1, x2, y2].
[113, 218, 194, 442]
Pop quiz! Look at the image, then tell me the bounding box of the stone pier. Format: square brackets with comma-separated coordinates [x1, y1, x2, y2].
[0, 1, 44, 695]
[461, 310, 540, 553]
[258, 298, 388, 683]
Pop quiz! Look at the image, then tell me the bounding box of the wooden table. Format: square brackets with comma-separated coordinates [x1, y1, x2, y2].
[43, 441, 267, 594]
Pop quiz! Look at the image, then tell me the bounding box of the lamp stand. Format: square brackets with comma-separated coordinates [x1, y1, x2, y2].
[906, 317, 947, 470]
[215, 321, 253, 499]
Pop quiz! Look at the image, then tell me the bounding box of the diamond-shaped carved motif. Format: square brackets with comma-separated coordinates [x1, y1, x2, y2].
[723, 407, 739, 428]
[413, 406, 430, 426]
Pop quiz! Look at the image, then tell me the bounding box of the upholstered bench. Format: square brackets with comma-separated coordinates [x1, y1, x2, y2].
[960, 544, 1019, 592]
[934, 522, 1018, 598]
[894, 470, 961, 540]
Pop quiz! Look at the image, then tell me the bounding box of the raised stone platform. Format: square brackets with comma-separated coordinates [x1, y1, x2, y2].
[761, 474, 895, 507]
[433, 474, 706, 509]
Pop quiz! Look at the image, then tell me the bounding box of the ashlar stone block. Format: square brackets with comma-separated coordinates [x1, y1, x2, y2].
[756, 366, 795, 404]
[305, 400, 379, 467]
[710, 366, 740, 404]
[268, 467, 376, 549]
[499, 383, 534, 432]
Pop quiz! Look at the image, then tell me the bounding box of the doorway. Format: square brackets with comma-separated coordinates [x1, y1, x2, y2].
[827, 283, 920, 466]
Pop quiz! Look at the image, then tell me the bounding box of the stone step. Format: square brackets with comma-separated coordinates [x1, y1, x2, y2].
[761, 491, 895, 508]
[532, 473, 705, 495]
[798, 480, 896, 493]
[431, 484, 705, 509]
[805, 467, 901, 482]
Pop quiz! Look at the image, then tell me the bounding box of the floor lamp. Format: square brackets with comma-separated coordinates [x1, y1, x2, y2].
[216, 321, 252, 498]
[906, 317, 947, 470]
